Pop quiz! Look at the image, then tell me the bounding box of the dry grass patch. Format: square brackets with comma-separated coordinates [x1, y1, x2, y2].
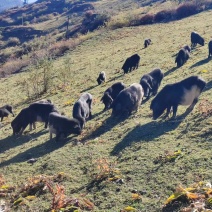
[0, 58, 30, 77]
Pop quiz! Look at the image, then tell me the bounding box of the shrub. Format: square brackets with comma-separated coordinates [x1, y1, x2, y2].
[48, 40, 72, 57]
[53, 12, 59, 16]
[6, 37, 20, 47]
[106, 15, 131, 30]
[36, 15, 50, 23]
[51, 29, 60, 36]
[23, 21, 29, 26]
[30, 17, 37, 24]
[80, 13, 109, 34]
[138, 14, 154, 25]
[19, 58, 54, 99]
[85, 10, 95, 19]
[154, 9, 176, 23]
[0, 58, 30, 77]
[176, 3, 199, 19]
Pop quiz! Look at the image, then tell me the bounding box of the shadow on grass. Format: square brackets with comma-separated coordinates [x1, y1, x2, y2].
[91, 109, 104, 119]
[189, 57, 210, 69]
[164, 67, 178, 77]
[111, 110, 192, 155]
[0, 133, 76, 167]
[106, 73, 124, 83]
[81, 73, 123, 93]
[81, 114, 127, 143]
[81, 84, 99, 93]
[70, 177, 106, 194]
[141, 96, 152, 105]
[0, 129, 47, 154]
[204, 80, 212, 92]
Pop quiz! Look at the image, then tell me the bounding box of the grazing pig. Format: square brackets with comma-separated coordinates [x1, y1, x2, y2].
[175, 48, 190, 67]
[49, 112, 81, 141]
[208, 40, 212, 58]
[11, 103, 58, 135]
[28, 102, 58, 130]
[111, 83, 144, 116]
[73, 93, 92, 129]
[11, 107, 30, 135]
[150, 76, 206, 120]
[140, 68, 164, 98]
[122, 54, 140, 74]
[97, 71, 106, 85]
[191, 31, 204, 48]
[0, 104, 14, 121]
[101, 82, 127, 110]
[144, 39, 151, 48]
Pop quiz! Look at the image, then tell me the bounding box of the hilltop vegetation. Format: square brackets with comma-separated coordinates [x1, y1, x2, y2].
[1, 0, 212, 78]
[0, 0, 212, 211]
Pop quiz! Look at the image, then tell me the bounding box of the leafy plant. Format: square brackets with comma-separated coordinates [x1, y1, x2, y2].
[46, 182, 94, 211]
[164, 182, 212, 211]
[19, 56, 54, 99]
[0, 175, 15, 198]
[17, 175, 49, 198]
[94, 158, 122, 182]
[121, 206, 136, 211]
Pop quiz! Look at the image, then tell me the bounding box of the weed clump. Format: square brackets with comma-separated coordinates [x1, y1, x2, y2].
[176, 3, 199, 19]
[163, 182, 212, 211]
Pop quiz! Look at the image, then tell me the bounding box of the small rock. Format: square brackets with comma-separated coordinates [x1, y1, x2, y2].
[27, 158, 37, 165]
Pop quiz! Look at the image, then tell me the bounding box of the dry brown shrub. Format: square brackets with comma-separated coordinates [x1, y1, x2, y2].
[48, 41, 71, 57]
[0, 58, 30, 77]
[0, 175, 5, 187]
[176, 3, 199, 19]
[48, 39, 80, 57]
[138, 13, 154, 25]
[197, 99, 212, 118]
[85, 10, 95, 19]
[154, 9, 176, 23]
[46, 182, 94, 211]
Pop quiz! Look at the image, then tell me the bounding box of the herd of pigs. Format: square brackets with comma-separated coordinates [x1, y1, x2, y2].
[0, 31, 211, 141]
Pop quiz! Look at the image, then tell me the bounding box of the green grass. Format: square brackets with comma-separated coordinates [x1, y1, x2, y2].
[0, 10, 212, 211]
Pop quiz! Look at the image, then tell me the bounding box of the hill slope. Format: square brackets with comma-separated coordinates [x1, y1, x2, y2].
[0, 6, 212, 212]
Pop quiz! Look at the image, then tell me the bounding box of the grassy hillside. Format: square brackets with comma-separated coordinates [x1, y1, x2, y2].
[0, 7, 212, 212]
